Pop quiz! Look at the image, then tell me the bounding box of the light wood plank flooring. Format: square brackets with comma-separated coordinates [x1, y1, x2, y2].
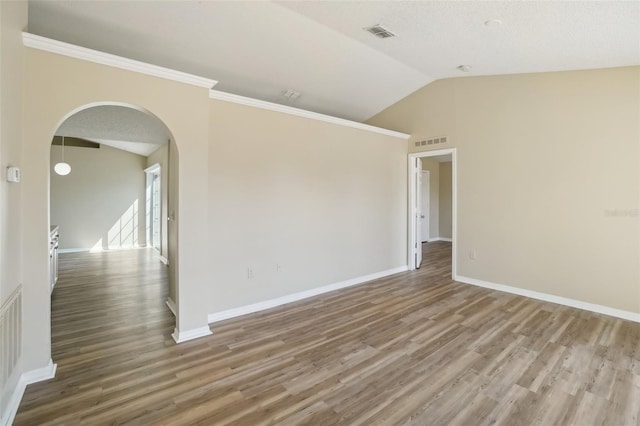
[15, 243, 640, 425]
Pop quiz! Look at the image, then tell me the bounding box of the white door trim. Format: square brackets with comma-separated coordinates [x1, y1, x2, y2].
[415, 157, 423, 269]
[421, 170, 430, 243]
[144, 163, 161, 173]
[145, 164, 162, 253]
[408, 148, 457, 275]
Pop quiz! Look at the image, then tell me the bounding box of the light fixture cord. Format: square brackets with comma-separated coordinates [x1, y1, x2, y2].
[62, 136, 65, 162]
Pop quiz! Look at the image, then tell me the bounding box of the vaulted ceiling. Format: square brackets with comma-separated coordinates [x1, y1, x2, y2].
[29, 1, 640, 124]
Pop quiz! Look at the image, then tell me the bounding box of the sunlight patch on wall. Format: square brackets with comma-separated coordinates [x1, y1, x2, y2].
[108, 200, 139, 249]
[89, 200, 141, 252]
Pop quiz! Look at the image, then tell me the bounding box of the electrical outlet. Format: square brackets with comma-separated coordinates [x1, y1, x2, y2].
[277, 264, 284, 273]
[469, 250, 477, 261]
[247, 268, 253, 279]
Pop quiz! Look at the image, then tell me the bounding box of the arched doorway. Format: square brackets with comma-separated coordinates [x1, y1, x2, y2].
[21, 49, 213, 375]
[47, 103, 180, 349]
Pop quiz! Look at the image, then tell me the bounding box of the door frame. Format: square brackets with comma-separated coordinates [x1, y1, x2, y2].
[408, 148, 457, 275]
[421, 170, 430, 243]
[145, 163, 162, 254]
[415, 157, 423, 269]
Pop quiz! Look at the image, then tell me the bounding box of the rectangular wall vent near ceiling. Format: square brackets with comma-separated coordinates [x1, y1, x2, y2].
[414, 136, 448, 147]
[364, 25, 397, 39]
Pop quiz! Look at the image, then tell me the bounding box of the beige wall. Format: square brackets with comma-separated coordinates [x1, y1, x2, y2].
[421, 158, 439, 240]
[146, 143, 177, 304]
[421, 159, 452, 240]
[369, 67, 640, 314]
[0, 1, 26, 303]
[208, 100, 407, 313]
[19, 42, 409, 379]
[439, 162, 452, 239]
[167, 140, 179, 308]
[0, 0, 27, 418]
[51, 145, 147, 250]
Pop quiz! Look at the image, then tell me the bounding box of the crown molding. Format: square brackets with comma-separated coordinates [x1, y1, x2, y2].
[209, 90, 410, 140]
[22, 33, 217, 89]
[21, 32, 409, 139]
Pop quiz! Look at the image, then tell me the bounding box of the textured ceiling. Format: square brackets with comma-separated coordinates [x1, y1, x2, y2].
[280, 1, 640, 80]
[56, 106, 169, 156]
[29, 1, 640, 123]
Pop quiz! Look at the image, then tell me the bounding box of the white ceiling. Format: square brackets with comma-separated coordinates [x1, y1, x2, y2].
[281, 1, 640, 81]
[56, 106, 169, 156]
[29, 1, 640, 123]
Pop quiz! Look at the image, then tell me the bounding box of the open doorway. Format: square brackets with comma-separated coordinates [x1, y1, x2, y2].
[48, 104, 179, 363]
[50, 105, 171, 254]
[408, 148, 457, 275]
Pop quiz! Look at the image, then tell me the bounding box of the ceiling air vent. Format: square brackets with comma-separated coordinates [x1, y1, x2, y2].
[283, 89, 300, 101]
[364, 25, 397, 39]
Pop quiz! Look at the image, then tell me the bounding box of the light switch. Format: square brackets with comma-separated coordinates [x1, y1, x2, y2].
[6, 166, 20, 183]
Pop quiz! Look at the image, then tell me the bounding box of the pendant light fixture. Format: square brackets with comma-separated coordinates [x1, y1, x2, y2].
[54, 136, 71, 176]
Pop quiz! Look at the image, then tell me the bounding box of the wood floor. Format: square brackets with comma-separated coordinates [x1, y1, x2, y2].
[15, 243, 640, 425]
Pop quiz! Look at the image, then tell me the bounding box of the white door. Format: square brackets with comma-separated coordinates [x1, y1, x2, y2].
[421, 171, 430, 243]
[415, 158, 423, 268]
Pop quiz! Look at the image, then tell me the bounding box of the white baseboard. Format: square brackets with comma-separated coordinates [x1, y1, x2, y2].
[58, 247, 89, 254]
[455, 275, 640, 323]
[165, 298, 176, 316]
[159, 255, 169, 265]
[171, 326, 212, 344]
[59, 246, 149, 254]
[22, 359, 57, 385]
[1, 359, 56, 426]
[208, 265, 409, 324]
[427, 237, 452, 242]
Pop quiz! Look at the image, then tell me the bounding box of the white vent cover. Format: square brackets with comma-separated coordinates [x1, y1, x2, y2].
[414, 136, 448, 147]
[364, 25, 397, 39]
[283, 89, 300, 101]
[0, 285, 22, 405]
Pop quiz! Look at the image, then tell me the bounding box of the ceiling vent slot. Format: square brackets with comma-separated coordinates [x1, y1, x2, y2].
[414, 136, 448, 147]
[364, 25, 397, 39]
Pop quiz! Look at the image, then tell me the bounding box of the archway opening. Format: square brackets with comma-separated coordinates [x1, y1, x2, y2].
[48, 103, 180, 361]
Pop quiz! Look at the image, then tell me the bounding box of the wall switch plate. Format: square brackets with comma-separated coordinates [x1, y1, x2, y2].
[6, 166, 20, 183]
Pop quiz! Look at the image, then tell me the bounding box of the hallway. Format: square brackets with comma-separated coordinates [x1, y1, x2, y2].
[16, 249, 174, 424]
